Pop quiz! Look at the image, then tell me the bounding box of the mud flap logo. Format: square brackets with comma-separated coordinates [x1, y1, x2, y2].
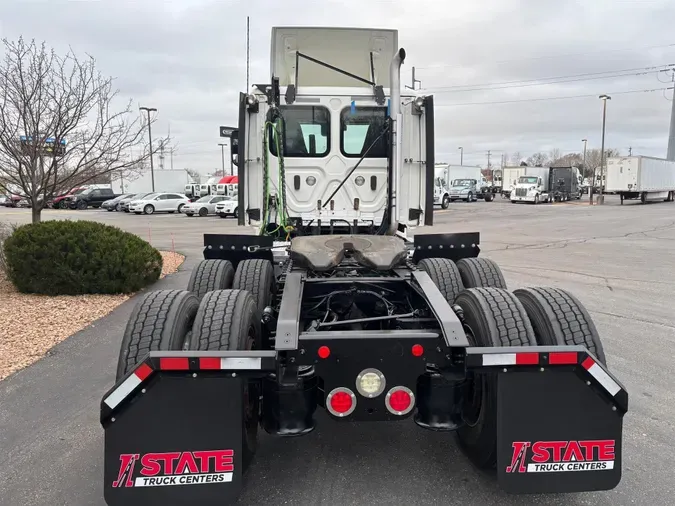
[113, 450, 234, 487]
[506, 440, 615, 473]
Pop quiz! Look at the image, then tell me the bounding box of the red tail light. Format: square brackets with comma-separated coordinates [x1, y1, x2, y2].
[385, 386, 415, 416]
[326, 387, 356, 417]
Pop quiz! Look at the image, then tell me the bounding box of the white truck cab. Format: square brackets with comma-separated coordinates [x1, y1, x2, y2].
[232, 27, 434, 236]
[511, 167, 550, 204]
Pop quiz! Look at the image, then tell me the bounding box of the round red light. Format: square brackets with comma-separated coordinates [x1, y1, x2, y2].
[389, 390, 412, 412]
[411, 344, 424, 357]
[330, 391, 353, 414]
[318, 346, 331, 359]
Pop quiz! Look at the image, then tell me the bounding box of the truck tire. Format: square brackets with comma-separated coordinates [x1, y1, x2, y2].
[233, 259, 276, 313]
[417, 258, 464, 303]
[456, 258, 507, 289]
[454, 288, 536, 469]
[441, 195, 450, 209]
[513, 287, 606, 365]
[484, 193, 494, 202]
[188, 289, 260, 471]
[465, 192, 473, 202]
[116, 290, 199, 381]
[187, 259, 235, 299]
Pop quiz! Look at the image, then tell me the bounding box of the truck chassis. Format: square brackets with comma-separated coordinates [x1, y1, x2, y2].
[102, 232, 627, 505]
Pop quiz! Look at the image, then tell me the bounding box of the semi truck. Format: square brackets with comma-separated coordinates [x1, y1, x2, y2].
[501, 166, 526, 198]
[605, 156, 675, 204]
[434, 164, 494, 206]
[101, 26, 627, 506]
[511, 166, 551, 204]
[548, 167, 581, 202]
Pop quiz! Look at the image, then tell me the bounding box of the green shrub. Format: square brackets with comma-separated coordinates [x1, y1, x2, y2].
[3, 220, 162, 295]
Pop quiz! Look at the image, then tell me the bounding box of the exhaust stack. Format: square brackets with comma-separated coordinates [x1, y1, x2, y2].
[388, 48, 406, 235]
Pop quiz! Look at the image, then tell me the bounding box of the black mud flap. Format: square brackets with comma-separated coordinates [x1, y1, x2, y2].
[101, 351, 276, 506]
[466, 346, 628, 494]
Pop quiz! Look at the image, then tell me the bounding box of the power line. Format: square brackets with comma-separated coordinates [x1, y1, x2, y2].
[423, 65, 673, 93]
[416, 42, 675, 70]
[435, 86, 674, 107]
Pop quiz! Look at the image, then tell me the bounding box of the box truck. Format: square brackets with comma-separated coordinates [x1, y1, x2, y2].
[112, 170, 192, 195]
[434, 164, 494, 205]
[605, 156, 675, 204]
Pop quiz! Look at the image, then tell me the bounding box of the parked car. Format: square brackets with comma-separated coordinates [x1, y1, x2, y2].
[117, 193, 150, 212]
[52, 187, 86, 208]
[182, 195, 228, 217]
[68, 187, 120, 209]
[215, 195, 239, 218]
[128, 193, 189, 215]
[101, 194, 133, 212]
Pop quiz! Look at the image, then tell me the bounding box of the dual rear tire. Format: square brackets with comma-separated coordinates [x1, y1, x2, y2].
[418, 256, 607, 469]
[115, 258, 277, 474]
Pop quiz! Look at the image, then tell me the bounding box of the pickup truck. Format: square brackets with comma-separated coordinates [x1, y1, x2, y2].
[67, 187, 121, 209]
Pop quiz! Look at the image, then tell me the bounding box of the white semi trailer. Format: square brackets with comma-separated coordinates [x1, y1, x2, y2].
[605, 156, 675, 204]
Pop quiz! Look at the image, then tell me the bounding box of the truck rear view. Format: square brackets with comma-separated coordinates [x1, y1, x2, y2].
[100, 25, 628, 506]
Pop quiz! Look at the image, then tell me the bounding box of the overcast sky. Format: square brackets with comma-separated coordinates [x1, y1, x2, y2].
[1, 0, 673, 171]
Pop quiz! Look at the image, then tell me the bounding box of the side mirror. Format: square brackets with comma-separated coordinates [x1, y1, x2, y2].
[230, 130, 239, 167]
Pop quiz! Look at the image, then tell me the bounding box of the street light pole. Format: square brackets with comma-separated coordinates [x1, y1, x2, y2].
[582, 138, 589, 202]
[598, 95, 611, 204]
[218, 143, 227, 175]
[458, 146, 463, 165]
[139, 106, 157, 192]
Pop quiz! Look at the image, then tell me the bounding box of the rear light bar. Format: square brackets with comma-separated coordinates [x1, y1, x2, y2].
[102, 351, 277, 417]
[465, 345, 628, 412]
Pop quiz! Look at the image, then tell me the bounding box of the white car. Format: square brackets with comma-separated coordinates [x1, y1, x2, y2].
[182, 195, 228, 217]
[215, 196, 239, 218]
[128, 193, 190, 215]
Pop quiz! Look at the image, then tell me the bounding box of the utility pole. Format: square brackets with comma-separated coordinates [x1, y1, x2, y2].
[458, 146, 463, 165]
[628, 146, 632, 156]
[139, 106, 157, 192]
[487, 150, 491, 170]
[598, 95, 611, 205]
[218, 143, 227, 175]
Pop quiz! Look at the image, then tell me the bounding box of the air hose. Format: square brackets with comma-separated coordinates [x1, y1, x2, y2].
[260, 112, 293, 238]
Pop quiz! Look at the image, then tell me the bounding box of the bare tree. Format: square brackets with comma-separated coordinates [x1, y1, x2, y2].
[510, 151, 523, 165]
[0, 37, 162, 222]
[548, 148, 562, 164]
[583, 148, 620, 180]
[526, 152, 549, 167]
[185, 169, 201, 183]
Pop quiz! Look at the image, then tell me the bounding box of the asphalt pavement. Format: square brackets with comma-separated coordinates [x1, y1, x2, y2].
[1, 196, 674, 505]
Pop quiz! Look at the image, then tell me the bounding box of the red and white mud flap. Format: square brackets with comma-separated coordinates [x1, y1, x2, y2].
[465, 345, 628, 494]
[101, 351, 276, 506]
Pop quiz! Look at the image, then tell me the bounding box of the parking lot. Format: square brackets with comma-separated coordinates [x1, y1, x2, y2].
[1, 195, 674, 505]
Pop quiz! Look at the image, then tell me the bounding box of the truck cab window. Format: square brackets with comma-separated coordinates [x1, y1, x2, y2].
[340, 107, 388, 158]
[269, 106, 330, 157]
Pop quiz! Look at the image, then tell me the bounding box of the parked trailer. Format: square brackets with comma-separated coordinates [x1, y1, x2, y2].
[101, 26, 627, 506]
[112, 170, 191, 196]
[606, 156, 675, 204]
